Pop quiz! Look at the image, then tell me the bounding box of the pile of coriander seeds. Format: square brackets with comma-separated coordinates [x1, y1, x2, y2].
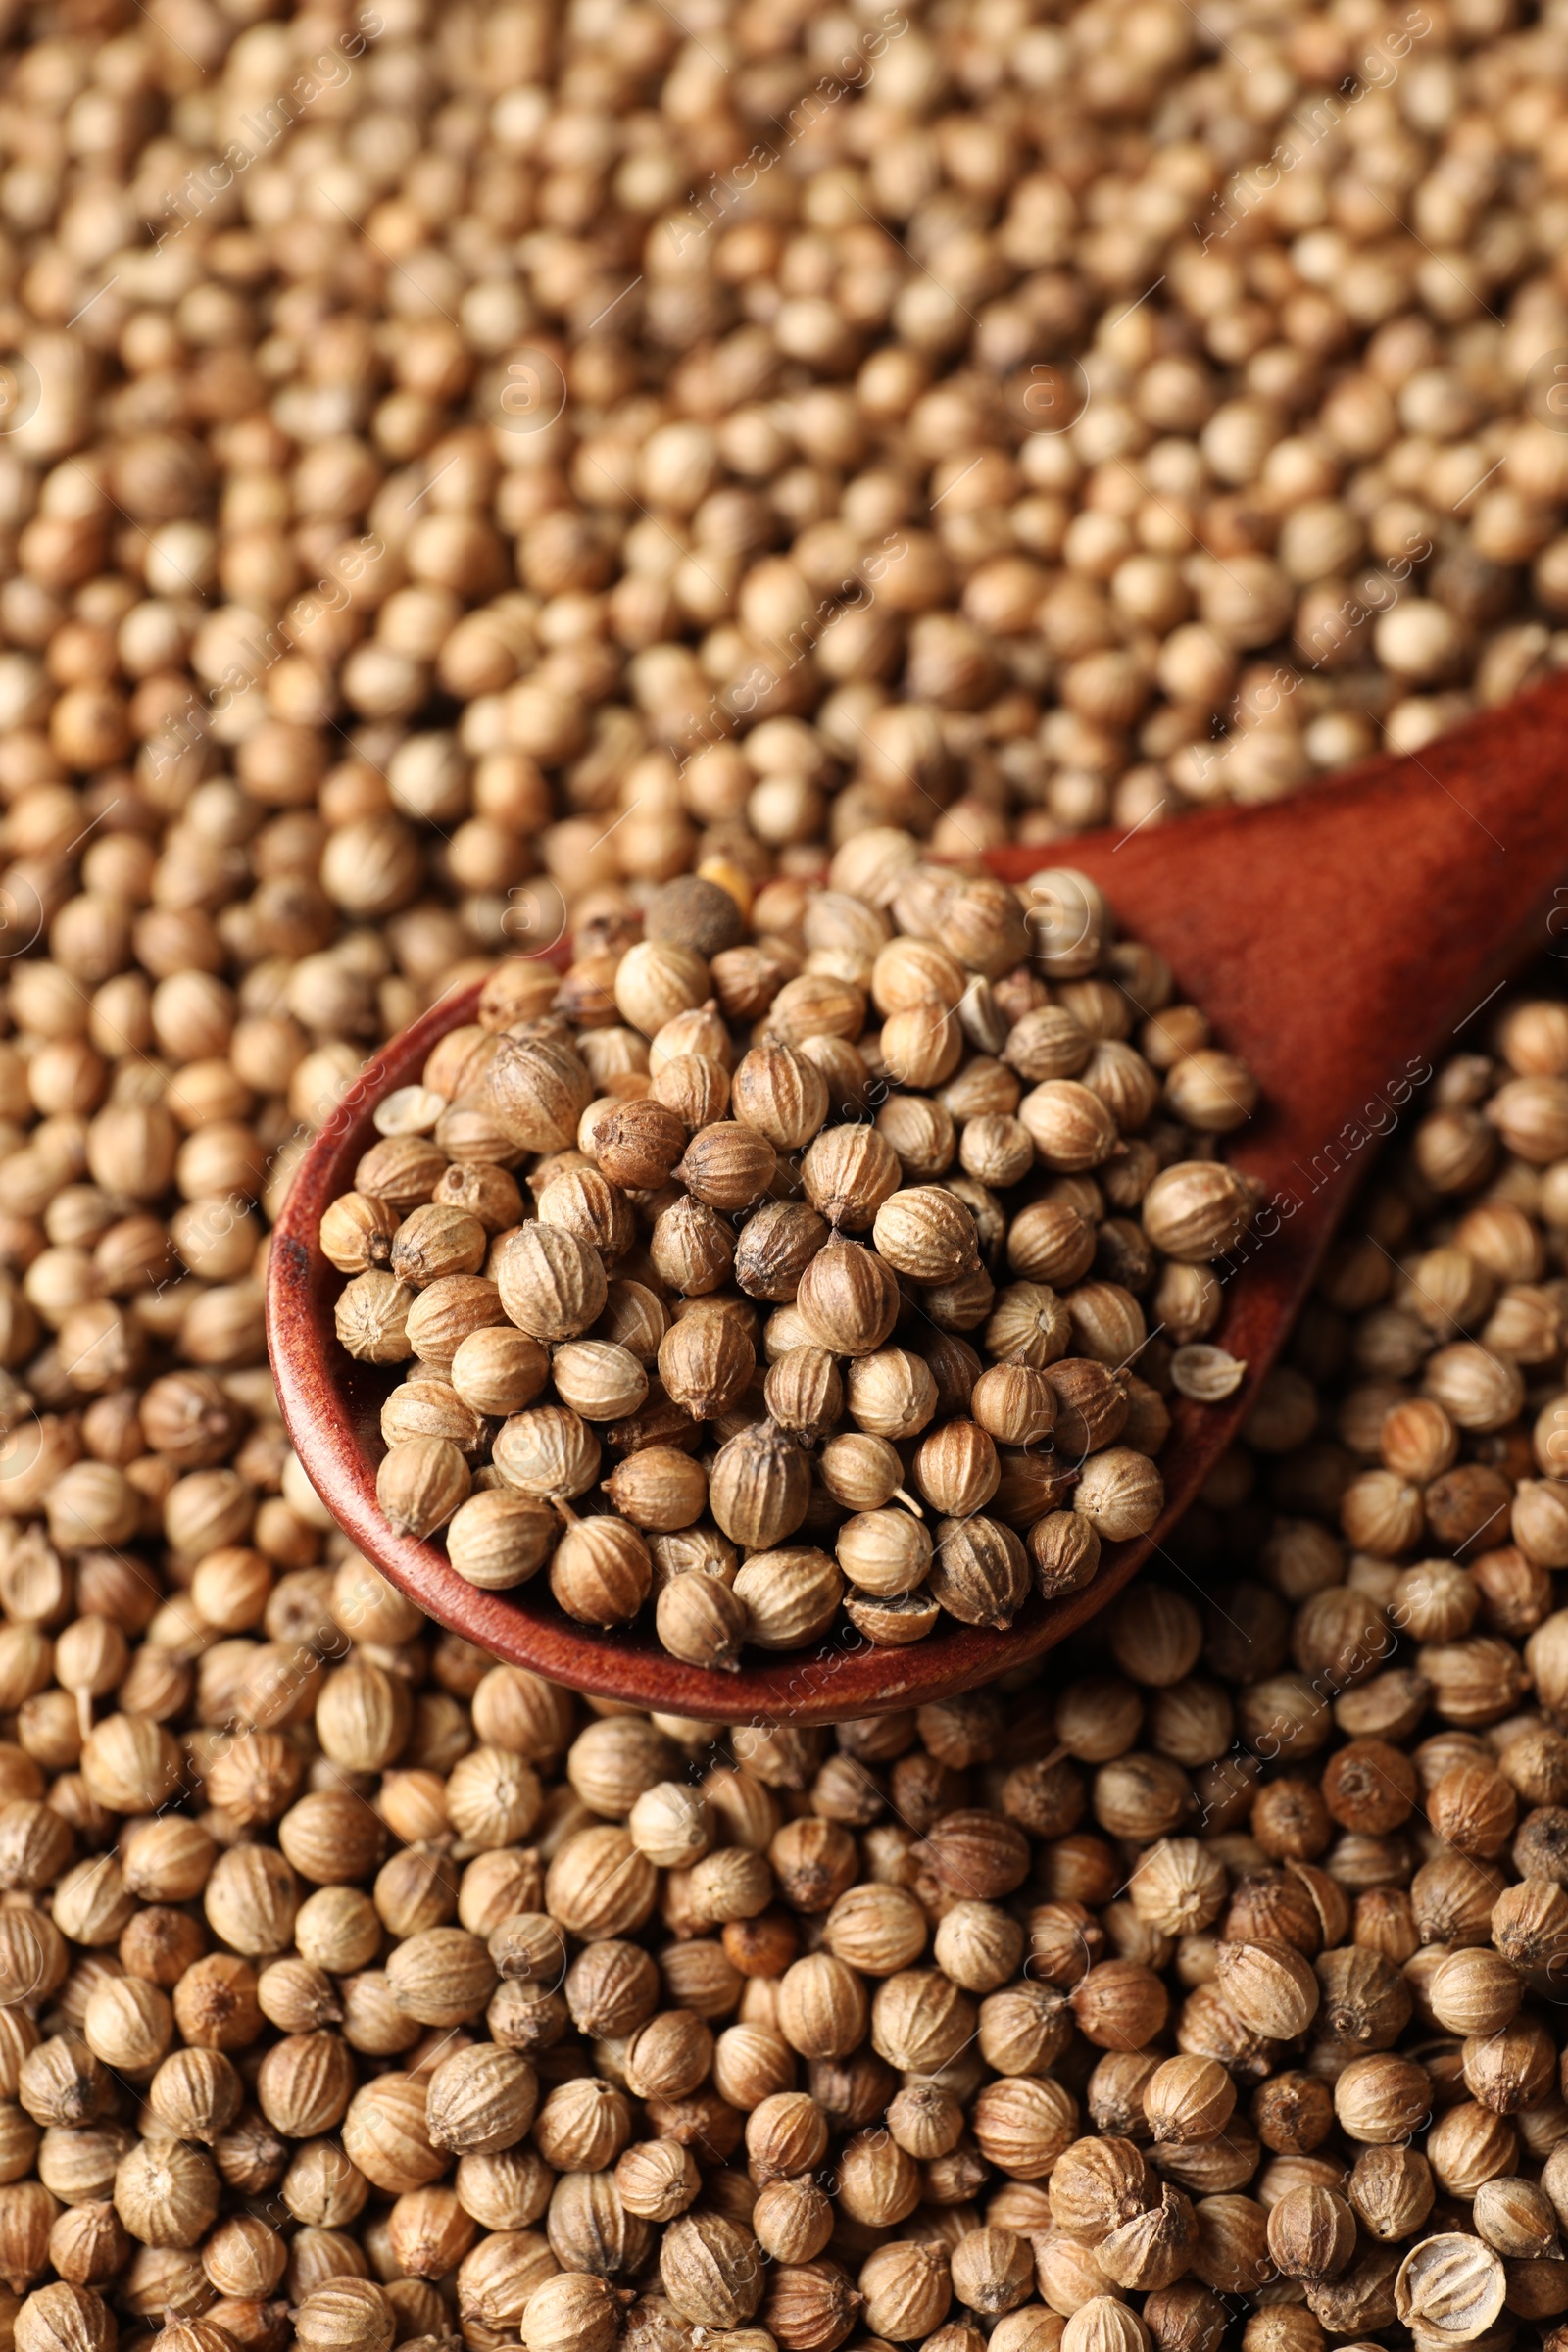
[0, 1481, 1568, 2352]
[330, 853, 1261, 1667]
[2, 906, 1568, 2352]
[8, 0, 1568, 963]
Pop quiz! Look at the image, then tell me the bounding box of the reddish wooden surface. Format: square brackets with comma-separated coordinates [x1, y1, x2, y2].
[269, 670, 1568, 1724]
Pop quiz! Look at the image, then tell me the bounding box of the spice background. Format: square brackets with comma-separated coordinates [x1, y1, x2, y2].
[0, 0, 1566, 2347]
[6, 0, 1568, 977]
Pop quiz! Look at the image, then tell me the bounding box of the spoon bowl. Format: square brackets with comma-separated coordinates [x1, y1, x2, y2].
[269, 672, 1568, 1722]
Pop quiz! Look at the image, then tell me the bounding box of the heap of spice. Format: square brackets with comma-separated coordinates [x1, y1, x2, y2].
[5, 0, 1568, 974]
[327, 857, 1261, 1665]
[0, 1470, 1567, 2352]
[3, 999, 1568, 2351]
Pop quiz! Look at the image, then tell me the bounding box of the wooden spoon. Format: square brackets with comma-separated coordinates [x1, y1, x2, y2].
[268, 672, 1568, 1724]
